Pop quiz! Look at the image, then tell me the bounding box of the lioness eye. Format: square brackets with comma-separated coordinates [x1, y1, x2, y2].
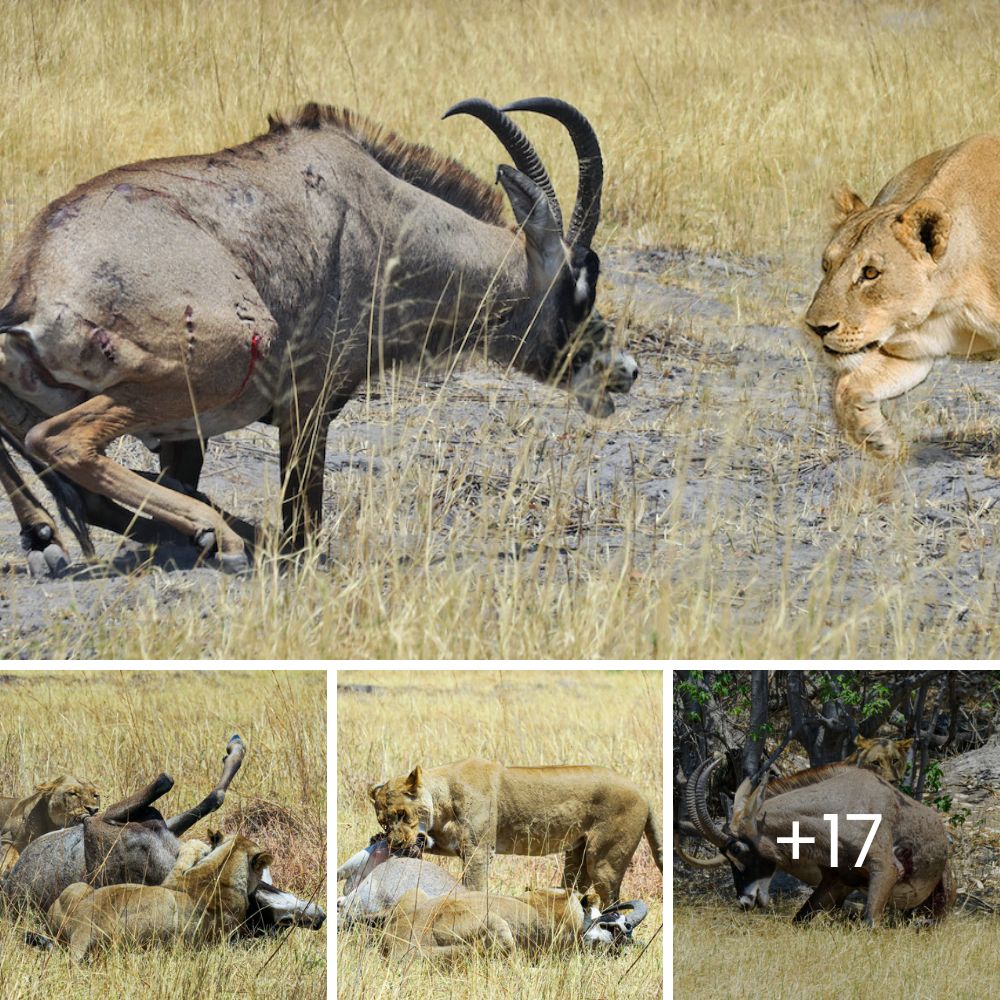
[861, 265, 880, 281]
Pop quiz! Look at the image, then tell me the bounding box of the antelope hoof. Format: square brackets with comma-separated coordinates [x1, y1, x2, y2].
[27, 550, 50, 578]
[218, 551, 250, 576]
[26, 542, 69, 579]
[43, 543, 69, 576]
[194, 529, 217, 554]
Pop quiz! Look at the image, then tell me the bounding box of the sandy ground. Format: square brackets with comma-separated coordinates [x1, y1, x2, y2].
[4, 246, 1000, 655]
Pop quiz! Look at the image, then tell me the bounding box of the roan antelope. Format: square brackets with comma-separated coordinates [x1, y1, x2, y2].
[0, 98, 637, 574]
[682, 756, 955, 926]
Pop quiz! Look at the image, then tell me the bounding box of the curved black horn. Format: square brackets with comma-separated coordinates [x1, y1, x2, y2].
[611, 900, 648, 927]
[673, 831, 729, 869]
[501, 97, 603, 248]
[685, 757, 730, 850]
[442, 98, 563, 232]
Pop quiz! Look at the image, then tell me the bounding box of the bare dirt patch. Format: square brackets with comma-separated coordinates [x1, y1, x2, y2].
[4, 247, 1000, 656]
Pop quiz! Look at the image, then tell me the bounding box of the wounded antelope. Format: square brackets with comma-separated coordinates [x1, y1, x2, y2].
[0, 97, 637, 575]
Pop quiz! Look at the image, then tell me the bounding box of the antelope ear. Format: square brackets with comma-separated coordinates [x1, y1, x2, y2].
[208, 829, 224, 847]
[831, 187, 867, 226]
[497, 164, 563, 286]
[404, 767, 422, 794]
[893, 198, 950, 262]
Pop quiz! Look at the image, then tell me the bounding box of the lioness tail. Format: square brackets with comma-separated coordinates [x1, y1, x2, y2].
[645, 806, 663, 872]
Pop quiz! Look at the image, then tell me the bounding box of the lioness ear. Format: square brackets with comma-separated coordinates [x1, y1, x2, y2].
[208, 829, 223, 847]
[898, 738, 914, 752]
[252, 851, 274, 875]
[854, 736, 872, 749]
[893, 198, 950, 262]
[405, 767, 422, 794]
[831, 187, 867, 226]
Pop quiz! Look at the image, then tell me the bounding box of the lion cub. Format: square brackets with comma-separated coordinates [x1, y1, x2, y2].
[370, 757, 662, 908]
[46, 832, 270, 962]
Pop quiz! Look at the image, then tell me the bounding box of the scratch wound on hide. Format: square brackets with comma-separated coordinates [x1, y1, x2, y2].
[91, 326, 116, 363]
[184, 305, 195, 358]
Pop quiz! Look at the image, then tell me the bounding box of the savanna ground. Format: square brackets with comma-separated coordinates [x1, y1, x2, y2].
[336, 669, 663, 999]
[4, 2, 1000, 655]
[674, 904, 1000, 1000]
[0, 670, 326, 1000]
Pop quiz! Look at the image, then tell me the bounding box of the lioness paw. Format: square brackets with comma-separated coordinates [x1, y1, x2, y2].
[860, 429, 902, 460]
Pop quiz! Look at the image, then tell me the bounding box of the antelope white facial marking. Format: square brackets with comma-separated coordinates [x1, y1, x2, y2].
[256, 880, 326, 927]
[738, 876, 773, 909]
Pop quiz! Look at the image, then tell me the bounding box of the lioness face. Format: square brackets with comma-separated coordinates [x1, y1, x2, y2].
[46, 778, 100, 826]
[805, 194, 951, 368]
[852, 736, 913, 783]
[369, 769, 425, 850]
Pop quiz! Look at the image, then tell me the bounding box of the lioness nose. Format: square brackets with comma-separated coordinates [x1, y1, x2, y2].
[807, 321, 839, 339]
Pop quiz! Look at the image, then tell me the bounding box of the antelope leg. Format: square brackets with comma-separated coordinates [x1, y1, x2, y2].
[0, 440, 71, 576]
[165, 734, 246, 835]
[24, 390, 248, 570]
[99, 773, 175, 824]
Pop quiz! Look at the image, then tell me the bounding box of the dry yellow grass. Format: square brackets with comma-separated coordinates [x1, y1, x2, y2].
[336, 669, 663, 999]
[674, 902, 1000, 1000]
[3, 1, 997, 260]
[3, 1, 1000, 657]
[0, 670, 326, 1000]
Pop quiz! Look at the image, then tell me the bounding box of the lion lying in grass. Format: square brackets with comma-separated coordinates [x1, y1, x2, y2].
[0, 776, 99, 876]
[376, 886, 634, 959]
[44, 832, 270, 962]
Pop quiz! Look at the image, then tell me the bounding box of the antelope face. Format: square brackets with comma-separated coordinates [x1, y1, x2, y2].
[550, 246, 638, 416]
[725, 838, 776, 910]
[567, 309, 639, 416]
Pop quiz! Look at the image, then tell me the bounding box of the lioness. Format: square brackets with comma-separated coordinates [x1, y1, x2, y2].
[805, 135, 1000, 457]
[843, 735, 913, 784]
[369, 758, 663, 908]
[0, 776, 99, 876]
[45, 831, 270, 962]
[376, 886, 610, 958]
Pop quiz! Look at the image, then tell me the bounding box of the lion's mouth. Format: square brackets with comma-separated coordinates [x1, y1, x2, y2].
[823, 341, 880, 357]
